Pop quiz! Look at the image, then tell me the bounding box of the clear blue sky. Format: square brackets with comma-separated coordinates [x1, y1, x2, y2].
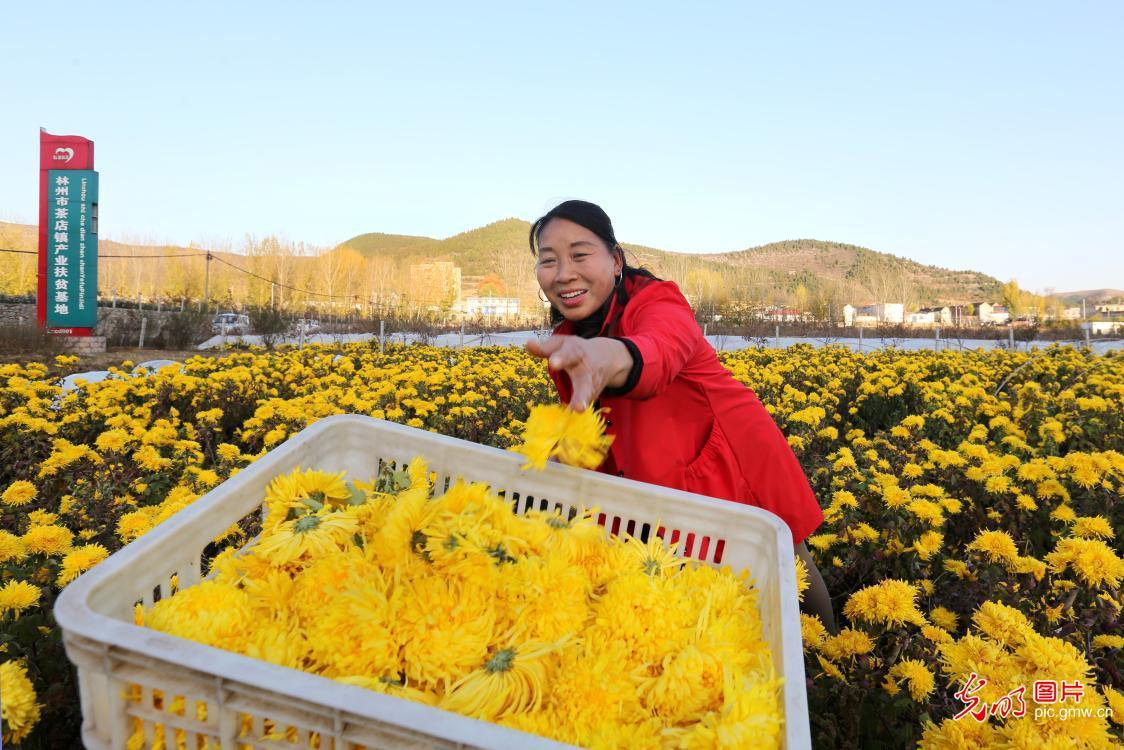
[2, 1, 1121, 293]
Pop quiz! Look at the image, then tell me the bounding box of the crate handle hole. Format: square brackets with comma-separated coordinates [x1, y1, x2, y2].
[683, 532, 696, 557]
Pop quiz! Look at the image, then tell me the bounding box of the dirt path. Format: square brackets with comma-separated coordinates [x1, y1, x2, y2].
[0, 347, 224, 370]
[83, 348, 229, 370]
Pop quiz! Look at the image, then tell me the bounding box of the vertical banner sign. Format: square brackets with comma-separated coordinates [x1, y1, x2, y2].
[47, 170, 99, 329]
[38, 129, 97, 334]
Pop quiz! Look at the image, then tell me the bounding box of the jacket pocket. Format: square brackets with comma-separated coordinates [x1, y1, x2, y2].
[681, 421, 747, 503]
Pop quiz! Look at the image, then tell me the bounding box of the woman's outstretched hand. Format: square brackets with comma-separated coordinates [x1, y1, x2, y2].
[525, 335, 634, 412]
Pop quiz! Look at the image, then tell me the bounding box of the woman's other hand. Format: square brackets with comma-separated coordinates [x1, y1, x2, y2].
[526, 335, 633, 411]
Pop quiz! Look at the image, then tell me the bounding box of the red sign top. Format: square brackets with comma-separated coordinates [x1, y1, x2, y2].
[40, 128, 94, 170]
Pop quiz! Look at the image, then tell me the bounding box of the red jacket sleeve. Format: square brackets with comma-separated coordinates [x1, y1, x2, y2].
[619, 282, 700, 400]
[549, 367, 572, 405]
[738, 404, 825, 545]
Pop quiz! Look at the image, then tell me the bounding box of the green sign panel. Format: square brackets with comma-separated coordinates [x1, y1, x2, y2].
[46, 170, 98, 329]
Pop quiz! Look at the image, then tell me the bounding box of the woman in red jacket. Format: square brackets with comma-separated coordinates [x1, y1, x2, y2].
[525, 199, 837, 632]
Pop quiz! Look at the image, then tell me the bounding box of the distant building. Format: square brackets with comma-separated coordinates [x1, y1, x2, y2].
[908, 306, 952, 327]
[1086, 321, 1124, 335]
[928, 306, 953, 325]
[845, 302, 904, 326]
[1061, 306, 1082, 321]
[764, 306, 804, 322]
[1095, 304, 1124, 314]
[976, 302, 1010, 325]
[871, 303, 904, 324]
[462, 296, 520, 318]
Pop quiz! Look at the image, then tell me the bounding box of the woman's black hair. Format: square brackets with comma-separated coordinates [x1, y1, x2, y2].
[529, 199, 659, 329]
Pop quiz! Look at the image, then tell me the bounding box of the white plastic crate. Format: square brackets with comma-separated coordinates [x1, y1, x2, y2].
[55, 414, 811, 749]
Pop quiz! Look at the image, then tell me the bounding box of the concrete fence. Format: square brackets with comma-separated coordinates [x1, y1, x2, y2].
[0, 302, 181, 346]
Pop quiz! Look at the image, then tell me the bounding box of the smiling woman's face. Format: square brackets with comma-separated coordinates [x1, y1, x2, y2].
[535, 218, 623, 322]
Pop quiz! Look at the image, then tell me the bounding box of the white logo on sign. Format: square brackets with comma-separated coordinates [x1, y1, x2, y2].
[54, 147, 75, 163]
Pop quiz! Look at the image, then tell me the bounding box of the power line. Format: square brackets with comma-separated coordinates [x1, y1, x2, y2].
[0, 247, 355, 301]
[102, 252, 208, 258]
[209, 254, 355, 300]
[0, 247, 207, 259]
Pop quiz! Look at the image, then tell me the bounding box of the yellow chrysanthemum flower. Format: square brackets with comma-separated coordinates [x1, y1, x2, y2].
[94, 428, 130, 453]
[504, 556, 593, 643]
[971, 600, 1033, 649]
[0, 531, 26, 564]
[912, 531, 944, 561]
[397, 576, 496, 693]
[295, 468, 354, 508]
[887, 659, 935, 701]
[942, 559, 972, 579]
[921, 625, 954, 645]
[116, 510, 155, 543]
[1, 660, 42, 744]
[966, 529, 1020, 565]
[26, 510, 58, 526]
[801, 613, 828, 649]
[216, 443, 242, 461]
[795, 555, 810, 601]
[928, 606, 958, 632]
[1045, 537, 1124, 588]
[521, 507, 605, 565]
[1092, 635, 1124, 651]
[1103, 687, 1124, 726]
[816, 654, 846, 682]
[21, 524, 74, 556]
[843, 579, 926, 628]
[0, 580, 42, 617]
[132, 444, 172, 472]
[241, 617, 308, 670]
[511, 404, 613, 470]
[440, 638, 568, 721]
[1, 480, 37, 507]
[253, 510, 360, 566]
[1070, 515, 1115, 540]
[37, 438, 101, 478]
[145, 581, 255, 653]
[56, 543, 110, 586]
[819, 628, 875, 661]
[661, 665, 784, 750]
[614, 532, 683, 578]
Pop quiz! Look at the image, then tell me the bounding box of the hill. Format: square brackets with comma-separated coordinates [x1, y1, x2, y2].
[1050, 288, 1124, 305]
[338, 222, 1004, 309]
[698, 239, 1003, 306]
[1, 218, 1004, 311]
[339, 231, 441, 258]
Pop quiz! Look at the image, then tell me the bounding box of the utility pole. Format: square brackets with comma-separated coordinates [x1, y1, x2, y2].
[204, 252, 212, 311]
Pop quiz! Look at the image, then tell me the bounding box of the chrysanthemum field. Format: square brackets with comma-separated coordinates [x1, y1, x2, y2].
[1, 344, 1122, 749]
